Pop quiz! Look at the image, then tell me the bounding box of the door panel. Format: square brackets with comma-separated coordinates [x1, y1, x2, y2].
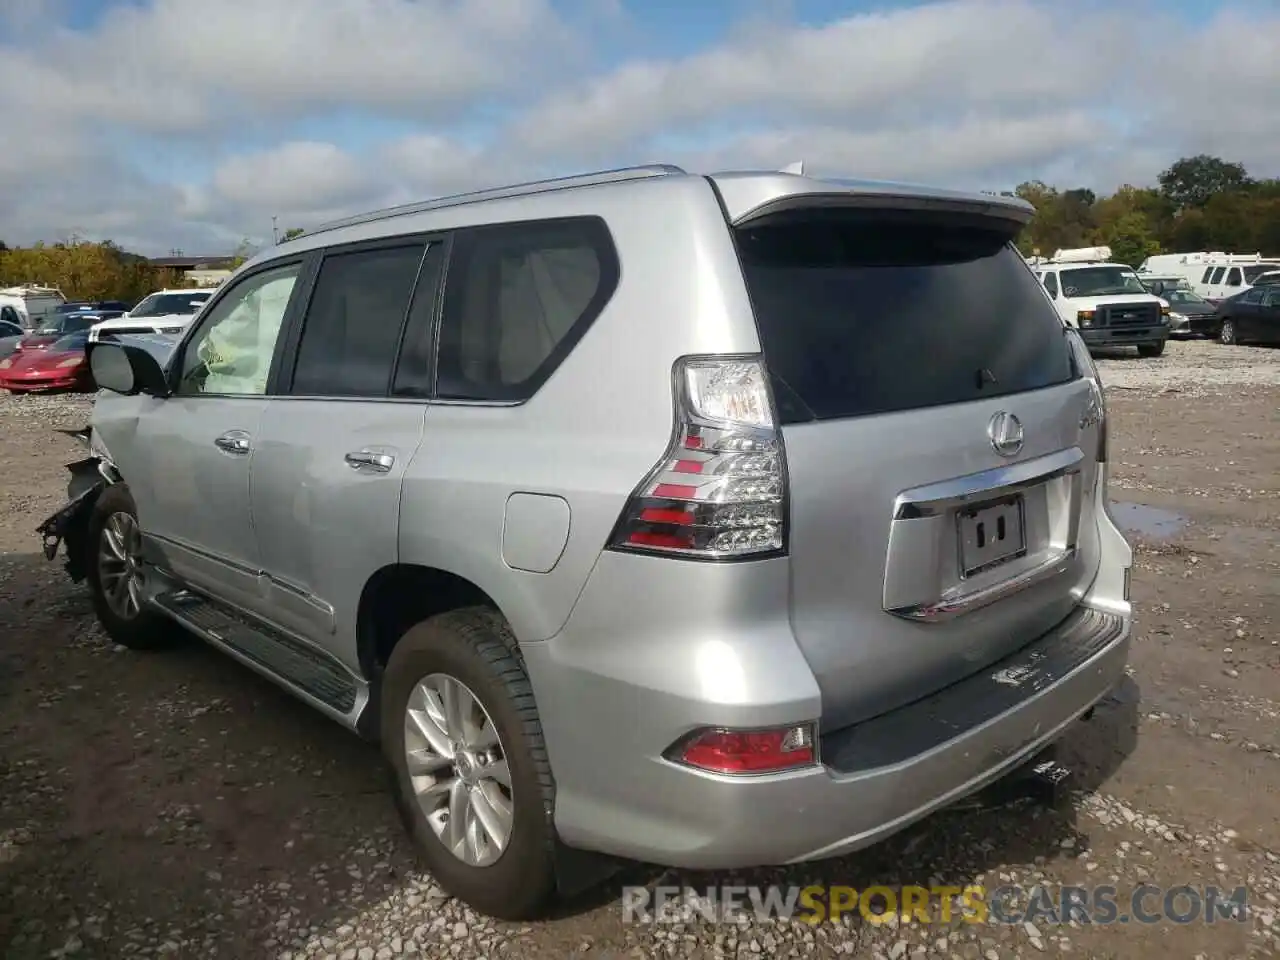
[119, 258, 309, 609]
[1261, 294, 1280, 344]
[133, 398, 268, 608]
[250, 401, 428, 668]
[249, 237, 444, 669]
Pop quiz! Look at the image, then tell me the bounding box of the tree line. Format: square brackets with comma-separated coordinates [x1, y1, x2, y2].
[0, 240, 187, 304]
[1007, 155, 1280, 267]
[0, 226, 305, 303]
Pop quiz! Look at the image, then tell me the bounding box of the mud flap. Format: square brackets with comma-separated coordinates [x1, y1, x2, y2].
[553, 839, 624, 901]
[35, 457, 108, 582]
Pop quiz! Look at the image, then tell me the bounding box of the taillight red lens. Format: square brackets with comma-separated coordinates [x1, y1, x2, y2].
[674, 724, 817, 774]
[608, 356, 787, 560]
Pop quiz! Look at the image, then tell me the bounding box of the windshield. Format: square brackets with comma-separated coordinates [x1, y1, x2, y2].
[1059, 266, 1148, 297]
[1243, 264, 1280, 283]
[1163, 289, 1208, 306]
[130, 292, 211, 318]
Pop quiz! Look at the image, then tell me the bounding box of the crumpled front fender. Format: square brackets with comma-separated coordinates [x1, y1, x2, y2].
[36, 426, 119, 583]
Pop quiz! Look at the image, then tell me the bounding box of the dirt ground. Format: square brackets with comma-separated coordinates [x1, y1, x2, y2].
[1, 339, 1277, 960]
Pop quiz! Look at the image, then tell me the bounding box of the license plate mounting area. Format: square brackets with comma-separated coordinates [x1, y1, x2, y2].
[956, 494, 1026, 578]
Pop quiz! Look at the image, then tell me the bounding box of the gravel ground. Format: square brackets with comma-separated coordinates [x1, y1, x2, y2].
[1, 338, 1278, 960]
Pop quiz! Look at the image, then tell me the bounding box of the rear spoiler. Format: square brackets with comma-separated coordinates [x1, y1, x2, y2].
[712, 172, 1035, 231]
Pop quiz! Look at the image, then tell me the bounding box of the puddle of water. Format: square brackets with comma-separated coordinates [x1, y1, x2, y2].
[1108, 501, 1188, 539]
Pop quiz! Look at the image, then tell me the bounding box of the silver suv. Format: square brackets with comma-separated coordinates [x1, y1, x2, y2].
[38, 164, 1134, 921]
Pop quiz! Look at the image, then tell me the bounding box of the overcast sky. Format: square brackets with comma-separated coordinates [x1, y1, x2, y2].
[2, 0, 1276, 256]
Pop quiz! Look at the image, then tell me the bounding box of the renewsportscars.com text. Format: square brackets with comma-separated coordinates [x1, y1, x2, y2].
[621, 883, 1250, 926]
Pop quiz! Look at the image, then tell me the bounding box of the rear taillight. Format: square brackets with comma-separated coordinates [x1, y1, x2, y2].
[607, 356, 786, 559]
[669, 724, 817, 775]
[1066, 329, 1107, 463]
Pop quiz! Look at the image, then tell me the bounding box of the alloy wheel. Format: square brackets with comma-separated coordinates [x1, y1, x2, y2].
[98, 511, 144, 620]
[403, 673, 514, 867]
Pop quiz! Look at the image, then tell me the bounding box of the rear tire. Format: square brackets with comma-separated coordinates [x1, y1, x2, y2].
[85, 484, 173, 650]
[381, 606, 558, 921]
[1137, 341, 1166, 358]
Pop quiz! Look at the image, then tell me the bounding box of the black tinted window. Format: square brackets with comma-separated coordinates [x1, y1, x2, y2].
[1043, 272, 1058, 297]
[433, 217, 619, 402]
[291, 243, 427, 397]
[735, 210, 1076, 424]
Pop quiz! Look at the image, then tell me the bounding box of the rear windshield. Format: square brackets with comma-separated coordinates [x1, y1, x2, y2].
[734, 210, 1076, 424]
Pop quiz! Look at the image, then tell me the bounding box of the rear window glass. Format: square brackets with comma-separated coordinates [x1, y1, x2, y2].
[734, 210, 1076, 424]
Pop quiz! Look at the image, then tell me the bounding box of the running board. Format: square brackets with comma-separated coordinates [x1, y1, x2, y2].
[152, 588, 368, 727]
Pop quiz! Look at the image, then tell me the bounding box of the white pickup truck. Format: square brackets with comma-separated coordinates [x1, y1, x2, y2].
[87, 289, 213, 343]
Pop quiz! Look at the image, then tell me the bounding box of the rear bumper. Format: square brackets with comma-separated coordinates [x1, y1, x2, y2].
[1079, 324, 1168, 347]
[528, 587, 1128, 868]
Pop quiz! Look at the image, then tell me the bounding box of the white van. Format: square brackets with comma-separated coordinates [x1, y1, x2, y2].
[1138, 252, 1280, 303]
[0, 285, 67, 330]
[1031, 246, 1171, 356]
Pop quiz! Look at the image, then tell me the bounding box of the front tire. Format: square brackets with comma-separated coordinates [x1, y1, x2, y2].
[381, 607, 558, 921]
[1220, 319, 1238, 345]
[85, 484, 173, 650]
[1136, 340, 1166, 358]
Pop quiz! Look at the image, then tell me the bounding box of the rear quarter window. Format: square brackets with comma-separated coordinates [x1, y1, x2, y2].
[734, 209, 1076, 424]
[427, 216, 620, 403]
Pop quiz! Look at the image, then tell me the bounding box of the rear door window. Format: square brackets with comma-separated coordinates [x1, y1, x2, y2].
[734, 209, 1076, 424]
[290, 243, 427, 397]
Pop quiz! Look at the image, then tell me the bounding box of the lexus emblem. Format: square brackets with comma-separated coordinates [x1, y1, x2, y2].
[987, 411, 1024, 458]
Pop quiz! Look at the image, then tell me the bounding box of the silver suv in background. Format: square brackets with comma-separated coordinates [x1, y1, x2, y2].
[39, 164, 1134, 921]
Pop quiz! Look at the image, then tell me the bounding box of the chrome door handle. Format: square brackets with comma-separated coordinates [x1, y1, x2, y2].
[214, 431, 251, 455]
[344, 450, 395, 472]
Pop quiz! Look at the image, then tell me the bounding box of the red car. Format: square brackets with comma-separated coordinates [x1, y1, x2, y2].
[0, 330, 94, 393]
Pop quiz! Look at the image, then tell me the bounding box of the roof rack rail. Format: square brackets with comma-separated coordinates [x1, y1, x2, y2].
[298, 163, 689, 240]
[0, 282, 66, 297]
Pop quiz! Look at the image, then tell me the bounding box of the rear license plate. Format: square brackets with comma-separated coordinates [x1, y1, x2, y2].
[957, 495, 1026, 577]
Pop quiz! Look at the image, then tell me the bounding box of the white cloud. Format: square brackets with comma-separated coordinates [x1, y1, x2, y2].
[0, 0, 574, 133]
[0, 0, 1277, 255]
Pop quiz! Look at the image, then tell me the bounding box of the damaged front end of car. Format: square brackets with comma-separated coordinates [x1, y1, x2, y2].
[36, 425, 120, 582]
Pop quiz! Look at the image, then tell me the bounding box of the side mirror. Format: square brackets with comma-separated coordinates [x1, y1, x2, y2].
[88, 342, 171, 398]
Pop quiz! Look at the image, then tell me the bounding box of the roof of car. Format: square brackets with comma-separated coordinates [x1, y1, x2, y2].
[248, 164, 1033, 272]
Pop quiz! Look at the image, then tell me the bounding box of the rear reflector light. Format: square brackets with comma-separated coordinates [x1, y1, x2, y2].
[671, 724, 817, 774]
[608, 356, 786, 559]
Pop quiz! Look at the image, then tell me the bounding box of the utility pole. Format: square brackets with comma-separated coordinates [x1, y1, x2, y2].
[272, 216, 279, 245]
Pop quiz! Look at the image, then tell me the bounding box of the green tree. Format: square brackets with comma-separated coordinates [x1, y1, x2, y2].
[281, 227, 305, 242]
[1158, 155, 1252, 211]
[1099, 212, 1160, 266]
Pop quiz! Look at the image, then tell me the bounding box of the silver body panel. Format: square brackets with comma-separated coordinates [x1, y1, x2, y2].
[87, 163, 1133, 870]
